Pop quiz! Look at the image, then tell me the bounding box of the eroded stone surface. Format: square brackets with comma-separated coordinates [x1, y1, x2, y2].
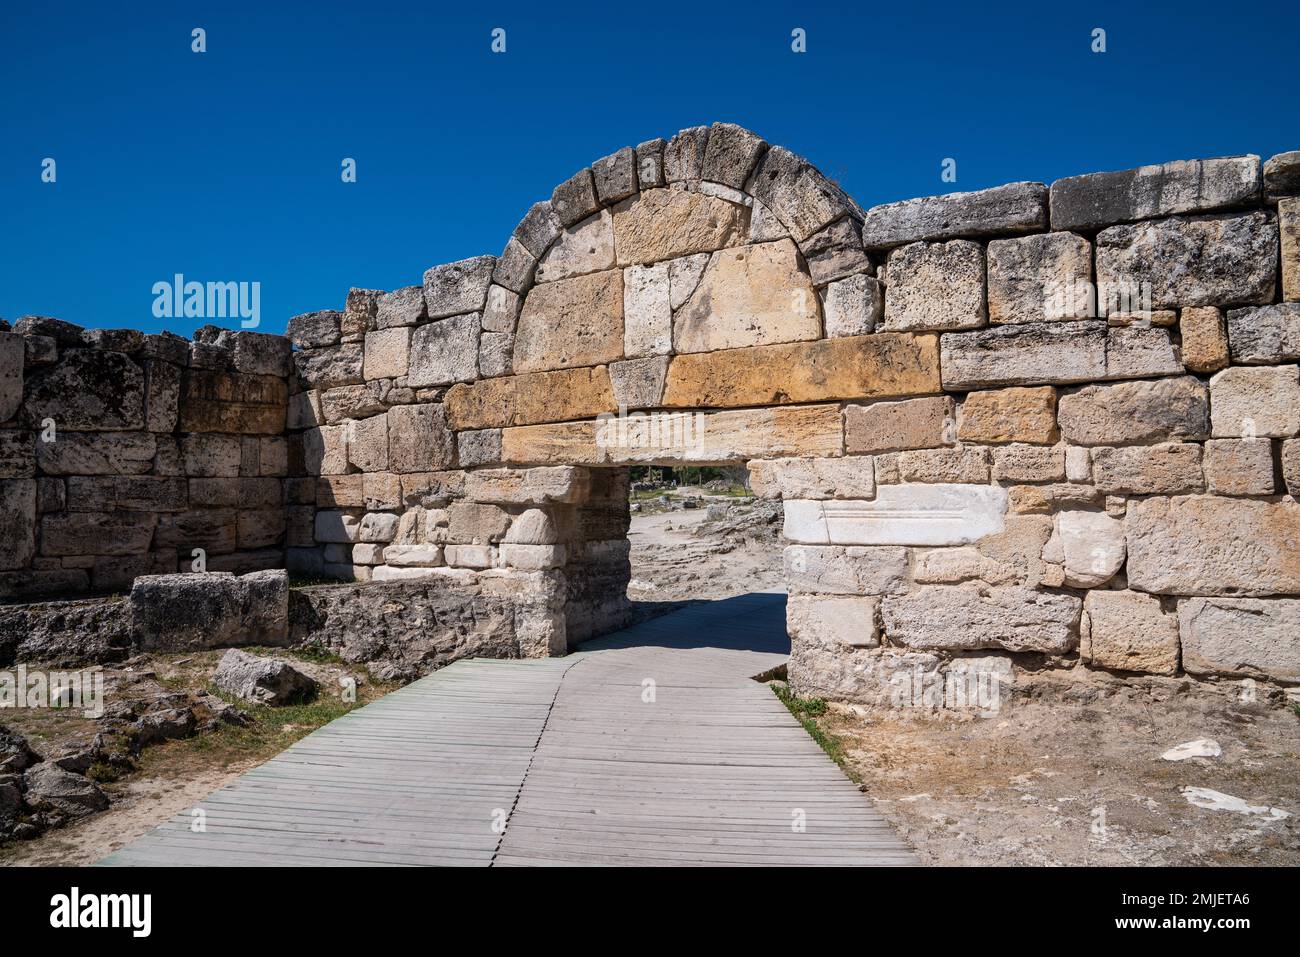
[783, 484, 1007, 546]
[1209, 365, 1300, 438]
[513, 270, 624, 373]
[612, 189, 747, 266]
[940, 322, 1106, 389]
[882, 585, 1080, 653]
[749, 456, 875, 500]
[862, 182, 1048, 250]
[1178, 598, 1300, 681]
[883, 240, 986, 332]
[1081, 590, 1179, 675]
[1057, 377, 1208, 446]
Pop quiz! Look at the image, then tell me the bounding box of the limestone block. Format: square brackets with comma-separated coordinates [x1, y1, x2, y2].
[373, 286, 425, 330]
[667, 253, 709, 310]
[1266, 151, 1300, 199]
[22, 349, 145, 431]
[313, 510, 360, 544]
[144, 358, 181, 433]
[1202, 438, 1276, 495]
[786, 595, 880, 648]
[1283, 439, 1300, 496]
[992, 444, 1065, 483]
[748, 456, 875, 500]
[0, 480, 36, 570]
[958, 387, 1057, 444]
[482, 284, 521, 333]
[238, 508, 285, 549]
[408, 313, 480, 387]
[130, 569, 289, 650]
[500, 543, 566, 570]
[292, 344, 365, 392]
[381, 544, 445, 567]
[1081, 591, 1179, 675]
[358, 512, 399, 544]
[1044, 510, 1125, 587]
[364, 326, 411, 379]
[387, 403, 455, 473]
[1126, 495, 1300, 596]
[301, 424, 348, 476]
[1095, 211, 1277, 309]
[423, 255, 495, 320]
[1092, 443, 1204, 494]
[316, 475, 364, 507]
[883, 240, 986, 332]
[623, 262, 671, 358]
[343, 287, 381, 337]
[1178, 597, 1300, 681]
[0, 333, 23, 422]
[912, 546, 1021, 587]
[782, 545, 908, 596]
[749, 199, 789, 243]
[609, 356, 669, 409]
[286, 310, 341, 350]
[1225, 303, 1300, 364]
[445, 544, 495, 569]
[605, 404, 843, 464]
[634, 138, 665, 190]
[478, 331, 513, 378]
[513, 269, 623, 373]
[593, 147, 637, 204]
[1050, 156, 1262, 231]
[535, 210, 615, 284]
[1280, 198, 1299, 301]
[881, 585, 1081, 653]
[940, 321, 1106, 389]
[743, 146, 860, 242]
[445, 366, 616, 430]
[345, 413, 388, 472]
[987, 231, 1092, 324]
[504, 509, 559, 545]
[662, 333, 940, 408]
[800, 217, 871, 286]
[1057, 376, 1209, 446]
[550, 168, 599, 227]
[897, 446, 990, 483]
[612, 188, 746, 266]
[1180, 306, 1230, 373]
[783, 484, 1007, 546]
[663, 126, 709, 183]
[1105, 326, 1181, 379]
[700, 122, 767, 189]
[35, 432, 156, 476]
[463, 466, 590, 505]
[820, 274, 882, 338]
[457, 429, 502, 469]
[0, 432, 35, 478]
[673, 240, 820, 353]
[1209, 365, 1300, 438]
[862, 182, 1048, 249]
[844, 396, 954, 455]
[493, 237, 538, 294]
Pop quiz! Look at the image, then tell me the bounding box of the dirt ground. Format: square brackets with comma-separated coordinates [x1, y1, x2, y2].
[1, 651, 396, 867]
[627, 502, 1300, 866]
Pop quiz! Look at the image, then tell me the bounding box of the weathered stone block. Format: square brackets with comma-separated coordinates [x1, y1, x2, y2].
[1178, 597, 1300, 681]
[314, 510, 360, 544]
[1202, 438, 1275, 495]
[782, 545, 908, 596]
[301, 424, 348, 476]
[884, 240, 986, 331]
[844, 396, 954, 454]
[513, 269, 624, 373]
[987, 231, 1092, 324]
[482, 284, 521, 335]
[550, 168, 599, 227]
[408, 313, 479, 387]
[609, 356, 669, 409]
[1280, 198, 1300, 301]
[612, 189, 748, 268]
[783, 484, 1007, 546]
[363, 326, 411, 379]
[635, 138, 665, 190]
[1126, 495, 1300, 596]
[662, 333, 940, 408]
[345, 413, 388, 472]
[499, 543, 566, 570]
[940, 321, 1106, 389]
[286, 310, 341, 350]
[1226, 303, 1300, 364]
[1283, 439, 1300, 496]
[35, 432, 155, 476]
[463, 466, 590, 505]
[593, 147, 637, 204]
[992, 443, 1065, 482]
[292, 343, 364, 391]
[800, 217, 870, 286]
[605, 404, 844, 465]
[131, 569, 289, 651]
[622, 262, 671, 359]
[1081, 591, 1179, 675]
[958, 386, 1057, 444]
[744, 146, 861, 243]
[1092, 443, 1204, 494]
[423, 255, 495, 320]
[445, 366, 615, 430]
[881, 585, 1080, 653]
[821, 274, 882, 338]
[1180, 306, 1230, 373]
[22, 349, 145, 431]
[1095, 211, 1277, 309]
[674, 240, 820, 353]
[39, 510, 155, 557]
[0, 432, 35, 478]
[1265, 151, 1300, 199]
[1209, 365, 1300, 438]
[748, 457, 875, 500]
[1057, 376, 1208, 446]
[787, 594, 879, 648]
[0, 333, 22, 422]
[862, 182, 1048, 250]
[1045, 509, 1125, 587]
[898, 446, 990, 483]
[1103, 326, 1180, 379]
[535, 210, 615, 284]
[663, 126, 709, 183]
[701, 122, 766, 189]
[493, 237, 538, 294]
[1050, 156, 1262, 231]
[0, 480, 36, 570]
[386, 403, 455, 473]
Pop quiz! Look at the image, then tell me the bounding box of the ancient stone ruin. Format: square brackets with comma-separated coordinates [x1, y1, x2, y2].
[2, 125, 1298, 696]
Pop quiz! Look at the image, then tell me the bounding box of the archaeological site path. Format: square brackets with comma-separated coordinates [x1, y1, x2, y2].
[98, 593, 916, 867]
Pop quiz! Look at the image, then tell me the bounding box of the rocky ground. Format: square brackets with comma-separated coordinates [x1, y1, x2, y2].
[0, 649, 395, 866]
[625, 500, 1299, 866]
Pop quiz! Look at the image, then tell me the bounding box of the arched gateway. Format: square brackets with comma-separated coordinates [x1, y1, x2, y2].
[282, 124, 1299, 702]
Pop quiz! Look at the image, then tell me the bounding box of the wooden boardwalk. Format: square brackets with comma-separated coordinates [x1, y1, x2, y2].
[100, 593, 915, 867]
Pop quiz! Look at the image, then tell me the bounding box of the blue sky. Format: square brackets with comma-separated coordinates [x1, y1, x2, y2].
[2, 1, 1297, 337]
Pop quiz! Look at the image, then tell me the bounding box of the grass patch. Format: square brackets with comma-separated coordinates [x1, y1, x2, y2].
[770, 682, 850, 773]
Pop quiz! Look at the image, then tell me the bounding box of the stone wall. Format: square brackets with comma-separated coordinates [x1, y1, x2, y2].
[281, 126, 1299, 689]
[0, 320, 291, 599]
[6, 126, 1298, 694]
